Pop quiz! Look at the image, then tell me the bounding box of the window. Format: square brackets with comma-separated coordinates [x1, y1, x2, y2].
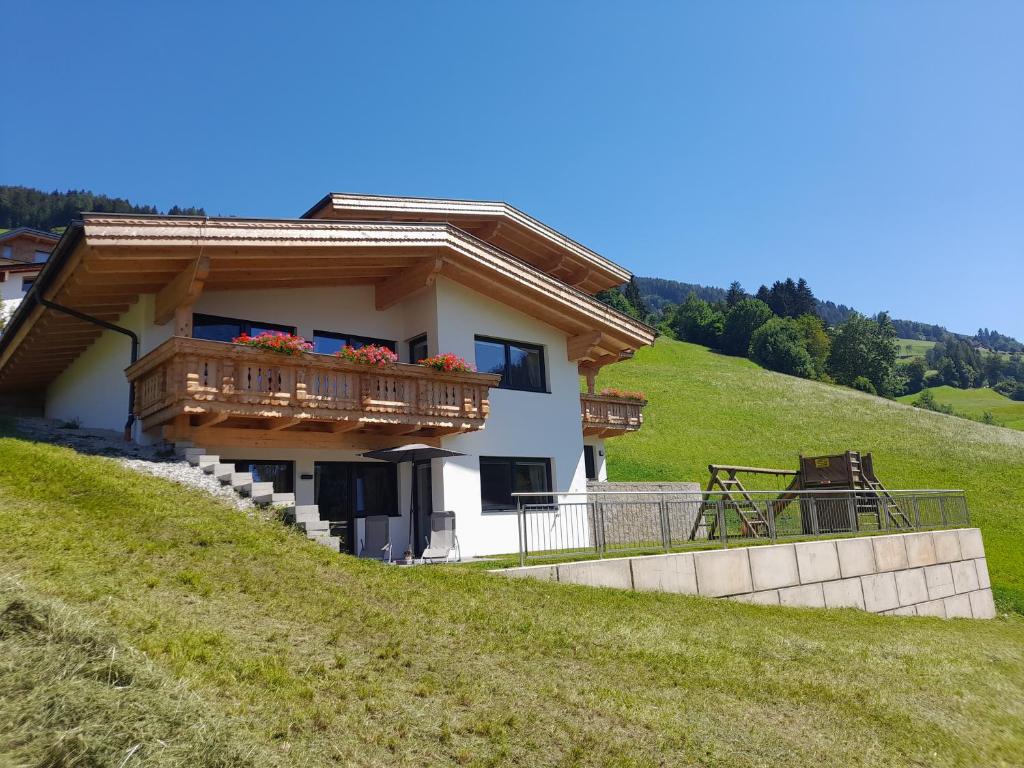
[192, 314, 295, 343]
[584, 445, 597, 481]
[33, 250, 49, 264]
[312, 330, 396, 356]
[233, 460, 295, 493]
[408, 334, 428, 364]
[480, 456, 552, 512]
[1, 246, 10, 259]
[21, 278, 34, 294]
[474, 336, 546, 392]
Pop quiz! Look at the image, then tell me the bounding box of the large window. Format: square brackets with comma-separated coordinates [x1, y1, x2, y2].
[313, 330, 396, 356]
[193, 313, 295, 343]
[33, 250, 49, 264]
[480, 456, 552, 512]
[474, 336, 546, 392]
[232, 460, 295, 493]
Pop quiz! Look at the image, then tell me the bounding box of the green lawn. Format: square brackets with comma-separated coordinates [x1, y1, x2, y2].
[0, 432, 1023, 767]
[898, 385, 1024, 431]
[896, 338, 936, 359]
[596, 338, 1024, 613]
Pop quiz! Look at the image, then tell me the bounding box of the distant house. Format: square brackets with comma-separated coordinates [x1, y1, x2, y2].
[0, 194, 654, 558]
[0, 228, 59, 313]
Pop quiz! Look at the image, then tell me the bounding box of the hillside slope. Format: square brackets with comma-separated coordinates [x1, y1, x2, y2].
[0, 431, 1022, 765]
[596, 339, 1024, 611]
[897, 385, 1024, 431]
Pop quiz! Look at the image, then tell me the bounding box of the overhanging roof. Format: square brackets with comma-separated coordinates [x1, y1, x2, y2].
[0, 227, 60, 245]
[303, 192, 632, 294]
[0, 214, 654, 391]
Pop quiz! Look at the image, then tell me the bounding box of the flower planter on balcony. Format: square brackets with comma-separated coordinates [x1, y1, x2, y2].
[125, 337, 501, 446]
[580, 392, 646, 437]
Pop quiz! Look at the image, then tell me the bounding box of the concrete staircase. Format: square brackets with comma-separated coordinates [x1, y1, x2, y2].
[174, 442, 340, 551]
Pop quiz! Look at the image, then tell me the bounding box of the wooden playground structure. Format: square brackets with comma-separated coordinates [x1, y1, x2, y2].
[698, 451, 912, 539]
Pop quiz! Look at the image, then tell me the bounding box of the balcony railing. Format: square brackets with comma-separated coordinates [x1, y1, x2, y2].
[126, 336, 500, 441]
[580, 392, 645, 437]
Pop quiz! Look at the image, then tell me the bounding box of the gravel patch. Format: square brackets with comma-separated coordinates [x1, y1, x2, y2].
[12, 417, 255, 512]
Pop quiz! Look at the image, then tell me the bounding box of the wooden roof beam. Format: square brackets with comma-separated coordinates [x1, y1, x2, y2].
[375, 258, 443, 311]
[155, 256, 210, 326]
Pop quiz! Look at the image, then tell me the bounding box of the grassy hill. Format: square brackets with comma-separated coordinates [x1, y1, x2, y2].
[896, 337, 936, 359]
[897, 385, 1024, 431]
[1, 429, 1023, 766]
[596, 338, 1024, 612]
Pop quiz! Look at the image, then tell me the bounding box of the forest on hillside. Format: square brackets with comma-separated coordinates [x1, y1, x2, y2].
[0, 186, 205, 231]
[601, 276, 1024, 413]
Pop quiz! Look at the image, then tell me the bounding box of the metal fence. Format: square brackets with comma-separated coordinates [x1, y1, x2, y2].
[513, 488, 969, 565]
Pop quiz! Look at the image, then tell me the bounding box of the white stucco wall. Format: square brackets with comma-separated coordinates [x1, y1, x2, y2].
[45, 296, 172, 438]
[433, 278, 587, 557]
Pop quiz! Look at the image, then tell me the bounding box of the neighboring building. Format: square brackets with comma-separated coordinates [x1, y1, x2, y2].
[0, 194, 654, 558]
[0, 228, 59, 314]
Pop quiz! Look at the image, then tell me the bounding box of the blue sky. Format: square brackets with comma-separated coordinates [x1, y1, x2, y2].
[4, 1, 1022, 338]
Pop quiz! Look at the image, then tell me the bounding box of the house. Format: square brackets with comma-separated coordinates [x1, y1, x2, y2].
[0, 194, 655, 558]
[0, 228, 59, 314]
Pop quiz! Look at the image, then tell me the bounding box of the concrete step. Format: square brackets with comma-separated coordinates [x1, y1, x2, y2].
[229, 473, 254, 491]
[186, 452, 219, 467]
[296, 519, 330, 534]
[173, 441, 195, 456]
[281, 505, 320, 524]
[213, 464, 236, 481]
[310, 534, 341, 551]
[239, 481, 274, 498]
[201, 461, 224, 475]
[254, 491, 295, 506]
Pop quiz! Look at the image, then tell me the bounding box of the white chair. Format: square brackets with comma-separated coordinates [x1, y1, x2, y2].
[360, 515, 392, 562]
[422, 511, 460, 563]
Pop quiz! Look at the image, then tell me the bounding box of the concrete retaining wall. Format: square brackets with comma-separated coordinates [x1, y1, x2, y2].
[497, 528, 996, 619]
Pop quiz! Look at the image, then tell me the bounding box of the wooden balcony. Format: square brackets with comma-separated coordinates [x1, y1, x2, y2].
[126, 337, 500, 448]
[580, 393, 646, 438]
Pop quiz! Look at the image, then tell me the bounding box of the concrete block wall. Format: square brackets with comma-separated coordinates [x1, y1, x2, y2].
[498, 528, 996, 619]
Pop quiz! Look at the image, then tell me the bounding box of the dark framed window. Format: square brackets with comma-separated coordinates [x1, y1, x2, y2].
[584, 445, 597, 481]
[232, 460, 295, 493]
[193, 313, 295, 343]
[408, 334, 429, 364]
[21, 277, 34, 294]
[33, 250, 49, 264]
[480, 456, 552, 512]
[312, 330, 397, 356]
[474, 335, 546, 392]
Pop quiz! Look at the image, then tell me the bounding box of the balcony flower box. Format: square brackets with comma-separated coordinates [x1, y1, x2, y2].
[232, 332, 312, 356]
[334, 343, 399, 368]
[418, 353, 476, 374]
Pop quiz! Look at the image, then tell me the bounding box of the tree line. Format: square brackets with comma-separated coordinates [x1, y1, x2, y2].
[0, 186, 206, 231]
[600, 276, 1024, 402]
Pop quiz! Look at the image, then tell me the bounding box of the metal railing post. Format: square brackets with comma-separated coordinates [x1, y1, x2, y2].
[808, 497, 820, 536]
[911, 495, 921, 530]
[598, 502, 606, 558]
[846, 496, 857, 533]
[517, 496, 526, 567]
[660, 499, 670, 552]
[939, 495, 948, 528]
[717, 500, 727, 548]
[767, 500, 777, 542]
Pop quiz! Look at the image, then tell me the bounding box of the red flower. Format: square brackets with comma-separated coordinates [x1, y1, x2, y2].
[418, 352, 475, 373]
[232, 332, 312, 356]
[334, 344, 398, 368]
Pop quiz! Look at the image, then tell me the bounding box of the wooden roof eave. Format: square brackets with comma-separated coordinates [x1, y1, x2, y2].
[306, 192, 633, 293]
[0, 216, 654, 390]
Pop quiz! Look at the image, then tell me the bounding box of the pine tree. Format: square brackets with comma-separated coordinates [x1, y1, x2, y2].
[725, 281, 746, 307]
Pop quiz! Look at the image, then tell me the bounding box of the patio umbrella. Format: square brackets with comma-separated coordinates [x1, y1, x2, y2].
[360, 444, 465, 560]
[360, 444, 464, 463]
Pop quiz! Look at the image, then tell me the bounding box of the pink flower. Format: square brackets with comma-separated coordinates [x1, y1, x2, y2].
[232, 332, 312, 356]
[334, 344, 398, 368]
[418, 353, 475, 373]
